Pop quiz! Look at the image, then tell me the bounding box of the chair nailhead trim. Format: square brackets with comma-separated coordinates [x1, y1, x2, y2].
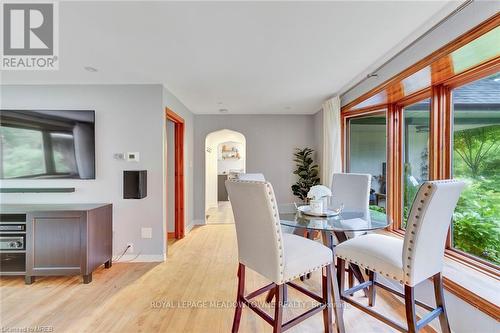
[335, 180, 461, 286]
[337, 255, 403, 283]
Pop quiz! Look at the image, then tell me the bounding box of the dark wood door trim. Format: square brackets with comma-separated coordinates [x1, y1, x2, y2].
[166, 108, 185, 239]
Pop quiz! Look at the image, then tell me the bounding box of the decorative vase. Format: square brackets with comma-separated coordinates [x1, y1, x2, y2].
[310, 199, 323, 214]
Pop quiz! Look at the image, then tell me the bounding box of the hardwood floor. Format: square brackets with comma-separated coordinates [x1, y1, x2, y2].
[206, 201, 235, 224]
[0, 225, 436, 333]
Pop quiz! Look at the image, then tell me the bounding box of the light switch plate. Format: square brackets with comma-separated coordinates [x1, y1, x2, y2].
[141, 227, 152, 239]
[127, 152, 140, 162]
[113, 153, 125, 160]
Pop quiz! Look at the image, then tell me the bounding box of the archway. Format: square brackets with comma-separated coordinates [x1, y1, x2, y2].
[205, 129, 246, 224]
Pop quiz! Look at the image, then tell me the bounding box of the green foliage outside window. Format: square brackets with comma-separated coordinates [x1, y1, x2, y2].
[452, 125, 500, 265]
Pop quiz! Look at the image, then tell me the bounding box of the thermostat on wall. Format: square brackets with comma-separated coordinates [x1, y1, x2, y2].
[126, 152, 140, 162]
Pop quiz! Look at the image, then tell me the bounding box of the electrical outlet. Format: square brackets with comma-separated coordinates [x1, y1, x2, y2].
[127, 243, 134, 253]
[141, 227, 152, 239]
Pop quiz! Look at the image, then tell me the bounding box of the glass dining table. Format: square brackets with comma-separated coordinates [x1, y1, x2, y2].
[280, 208, 391, 288]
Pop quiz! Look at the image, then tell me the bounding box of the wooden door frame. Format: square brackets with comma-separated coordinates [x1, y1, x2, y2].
[166, 108, 185, 239]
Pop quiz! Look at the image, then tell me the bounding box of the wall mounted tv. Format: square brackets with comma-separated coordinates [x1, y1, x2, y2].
[0, 110, 95, 179]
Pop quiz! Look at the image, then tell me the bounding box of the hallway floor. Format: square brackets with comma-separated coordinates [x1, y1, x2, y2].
[206, 201, 235, 224]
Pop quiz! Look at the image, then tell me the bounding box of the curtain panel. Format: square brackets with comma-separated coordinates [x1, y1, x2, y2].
[321, 96, 342, 187]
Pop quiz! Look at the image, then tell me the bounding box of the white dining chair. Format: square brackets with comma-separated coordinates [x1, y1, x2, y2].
[330, 173, 371, 288]
[335, 180, 464, 333]
[236, 173, 265, 181]
[226, 179, 345, 333]
[330, 173, 371, 220]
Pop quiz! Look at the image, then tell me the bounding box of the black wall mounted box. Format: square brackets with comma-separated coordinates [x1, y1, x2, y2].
[123, 170, 147, 199]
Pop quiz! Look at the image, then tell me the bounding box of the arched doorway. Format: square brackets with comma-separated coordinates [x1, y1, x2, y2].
[205, 129, 246, 224]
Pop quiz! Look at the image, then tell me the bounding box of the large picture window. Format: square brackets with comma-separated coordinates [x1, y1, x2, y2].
[340, 17, 500, 315]
[402, 98, 430, 227]
[348, 113, 387, 212]
[451, 73, 500, 265]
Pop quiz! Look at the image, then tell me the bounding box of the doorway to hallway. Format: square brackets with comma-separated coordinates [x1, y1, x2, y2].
[205, 129, 246, 224]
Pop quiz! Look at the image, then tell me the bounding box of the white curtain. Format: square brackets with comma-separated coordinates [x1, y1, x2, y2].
[322, 96, 342, 187]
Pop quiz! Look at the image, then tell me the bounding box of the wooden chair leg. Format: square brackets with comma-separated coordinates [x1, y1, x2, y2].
[330, 263, 345, 333]
[404, 285, 417, 333]
[264, 285, 287, 304]
[273, 284, 284, 333]
[322, 266, 333, 333]
[347, 270, 354, 295]
[232, 263, 245, 333]
[368, 270, 376, 307]
[283, 284, 288, 304]
[433, 273, 451, 333]
[348, 271, 354, 287]
[265, 288, 275, 303]
[336, 258, 345, 295]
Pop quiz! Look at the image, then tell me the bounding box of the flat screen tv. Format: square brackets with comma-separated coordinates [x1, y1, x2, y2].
[0, 110, 95, 179]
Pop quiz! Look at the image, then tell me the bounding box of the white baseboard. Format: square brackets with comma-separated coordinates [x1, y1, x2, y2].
[192, 219, 206, 227]
[182, 219, 206, 235]
[114, 254, 165, 263]
[207, 203, 218, 210]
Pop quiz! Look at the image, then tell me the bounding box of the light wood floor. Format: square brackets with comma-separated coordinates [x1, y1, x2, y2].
[206, 201, 235, 224]
[0, 225, 435, 333]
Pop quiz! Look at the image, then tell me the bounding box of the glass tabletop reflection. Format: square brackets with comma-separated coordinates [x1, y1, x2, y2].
[279, 209, 391, 232]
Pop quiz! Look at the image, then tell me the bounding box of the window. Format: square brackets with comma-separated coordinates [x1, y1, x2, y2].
[451, 73, 500, 266]
[451, 26, 500, 73]
[50, 132, 78, 174]
[402, 98, 430, 227]
[341, 17, 500, 314]
[348, 113, 387, 212]
[0, 126, 46, 178]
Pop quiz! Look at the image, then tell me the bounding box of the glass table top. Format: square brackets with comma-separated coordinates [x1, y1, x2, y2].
[280, 209, 391, 232]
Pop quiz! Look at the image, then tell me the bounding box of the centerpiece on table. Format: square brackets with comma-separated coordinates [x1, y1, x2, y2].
[307, 185, 332, 214]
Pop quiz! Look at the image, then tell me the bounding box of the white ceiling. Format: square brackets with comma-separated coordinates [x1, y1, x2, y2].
[1, 1, 462, 114]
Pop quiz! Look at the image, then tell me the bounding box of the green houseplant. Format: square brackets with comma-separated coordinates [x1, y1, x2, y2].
[291, 147, 320, 202]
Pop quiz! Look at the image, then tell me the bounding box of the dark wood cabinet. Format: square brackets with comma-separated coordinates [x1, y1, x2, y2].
[1, 204, 112, 284]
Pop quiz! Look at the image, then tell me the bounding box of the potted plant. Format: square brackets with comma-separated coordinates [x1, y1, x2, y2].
[291, 147, 320, 202]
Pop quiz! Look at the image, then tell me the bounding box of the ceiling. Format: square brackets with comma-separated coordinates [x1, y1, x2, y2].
[1, 1, 463, 114]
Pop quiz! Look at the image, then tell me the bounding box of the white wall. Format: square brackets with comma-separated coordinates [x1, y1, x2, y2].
[194, 115, 317, 223]
[313, 110, 324, 176]
[0, 84, 166, 259]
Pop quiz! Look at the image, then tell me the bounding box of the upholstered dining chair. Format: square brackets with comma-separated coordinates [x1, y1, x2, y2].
[330, 173, 371, 220]
[335, 180, 464, 333]
[236, 173, 266, 181]
[330, 173, 371, 288]
[226, 179, 345, 333]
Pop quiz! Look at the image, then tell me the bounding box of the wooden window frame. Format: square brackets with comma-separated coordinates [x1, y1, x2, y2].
[341, 107, 387, 174]
[340, 14, 500, 317]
